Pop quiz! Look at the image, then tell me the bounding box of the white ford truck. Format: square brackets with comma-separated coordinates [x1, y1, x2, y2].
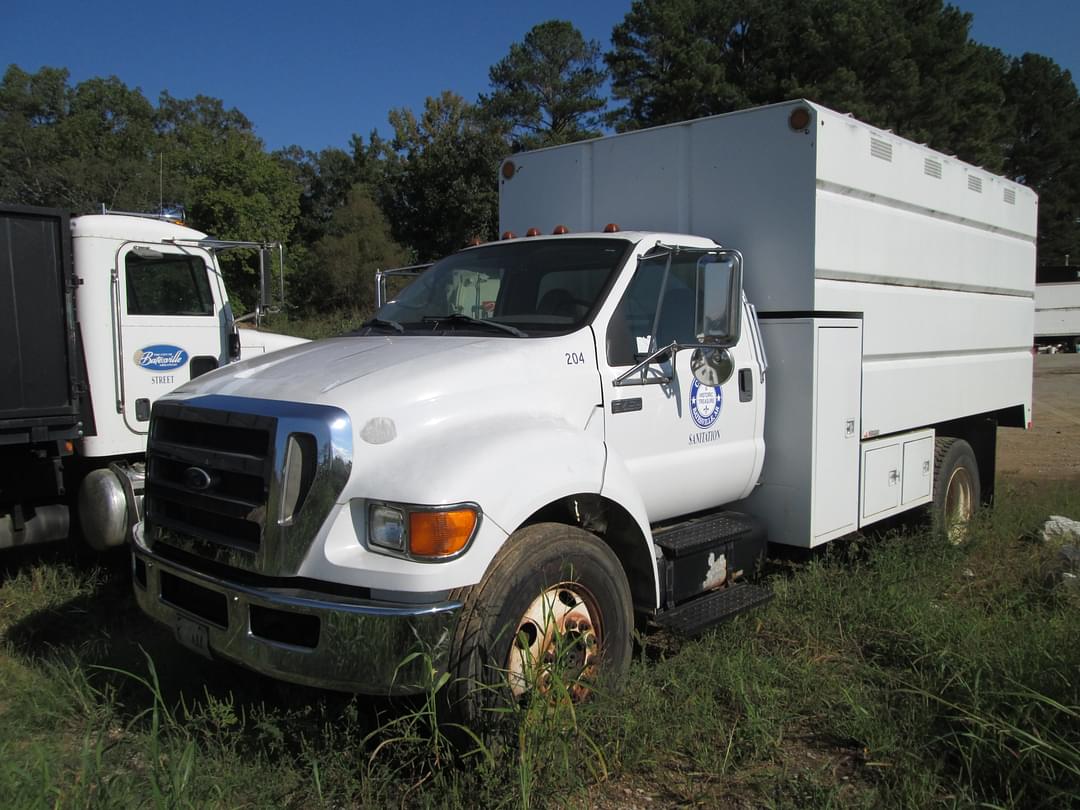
[0, 205, 305, 552]
[131, 101, 1036, 702]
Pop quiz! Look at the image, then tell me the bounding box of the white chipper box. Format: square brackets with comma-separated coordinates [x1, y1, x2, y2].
[501, 100, 1036, 545]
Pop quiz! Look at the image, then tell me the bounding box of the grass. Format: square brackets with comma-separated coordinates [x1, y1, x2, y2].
[1, 478, 1078, 808]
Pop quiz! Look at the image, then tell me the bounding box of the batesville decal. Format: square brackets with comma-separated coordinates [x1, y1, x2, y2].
[134, 344, 189, 371]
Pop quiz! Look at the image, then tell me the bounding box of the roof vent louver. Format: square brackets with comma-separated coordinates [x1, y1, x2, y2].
[968, 175, 983, 193]
[870, 137, 893, 162]
[1003, 187, 1016, 205]
[924, 158, 942, 179]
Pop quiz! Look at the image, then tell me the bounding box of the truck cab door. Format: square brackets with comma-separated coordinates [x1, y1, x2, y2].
[597, 246, 765, 523]
[115, 243, 226, 434]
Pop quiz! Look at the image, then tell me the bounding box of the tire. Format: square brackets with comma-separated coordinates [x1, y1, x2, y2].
[931, 437, 980, 544]
[446, 522, 634, 723]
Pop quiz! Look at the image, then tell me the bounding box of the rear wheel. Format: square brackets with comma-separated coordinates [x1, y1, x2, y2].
[447, 523, 633, 722]
[931, 437, 980, 543]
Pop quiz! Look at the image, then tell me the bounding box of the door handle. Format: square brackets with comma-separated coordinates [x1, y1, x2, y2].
[738, 368, 753, 402]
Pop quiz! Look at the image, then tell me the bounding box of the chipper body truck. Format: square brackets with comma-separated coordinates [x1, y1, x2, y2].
[130, 101, 1036, 702]
[0, 205, 305, 551]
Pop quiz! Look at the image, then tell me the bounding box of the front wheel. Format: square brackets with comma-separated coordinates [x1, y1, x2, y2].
[447, 523, 633, 721]
[931, 437, 980, 544]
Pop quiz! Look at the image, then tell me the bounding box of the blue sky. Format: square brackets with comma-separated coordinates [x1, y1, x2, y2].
[4, 0, 1078, 153]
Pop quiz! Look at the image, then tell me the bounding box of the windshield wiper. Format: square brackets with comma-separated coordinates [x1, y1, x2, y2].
[423, 313, 527, 337]
[358, 317, 405, 334]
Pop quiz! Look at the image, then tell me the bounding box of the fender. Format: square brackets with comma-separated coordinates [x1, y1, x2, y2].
[599, 443, 662, 610]
[299, 414, 612, 592]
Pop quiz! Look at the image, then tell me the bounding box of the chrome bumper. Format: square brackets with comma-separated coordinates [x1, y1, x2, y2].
[131, 529, 461, 695]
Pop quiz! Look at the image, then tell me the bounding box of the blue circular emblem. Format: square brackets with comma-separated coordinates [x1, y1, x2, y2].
[690, 378, 722, 428]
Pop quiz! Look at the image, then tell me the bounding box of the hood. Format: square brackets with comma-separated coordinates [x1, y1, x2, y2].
[175, 334, 492, 403]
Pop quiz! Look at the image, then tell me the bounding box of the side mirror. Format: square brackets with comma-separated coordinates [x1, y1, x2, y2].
[695, 251, 742, 346]
[690, 346, 735, 386]
[258, 248, 273, 309]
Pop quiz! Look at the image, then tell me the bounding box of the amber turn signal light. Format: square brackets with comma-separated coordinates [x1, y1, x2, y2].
[408, 508, 478, 557]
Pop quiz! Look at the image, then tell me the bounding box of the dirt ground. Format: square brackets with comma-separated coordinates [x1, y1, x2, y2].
[997, 353, 1080, 480]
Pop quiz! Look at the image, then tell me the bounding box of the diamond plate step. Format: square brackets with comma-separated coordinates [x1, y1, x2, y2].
[653, 511, 760, 558]
[653, 583, 773, 636]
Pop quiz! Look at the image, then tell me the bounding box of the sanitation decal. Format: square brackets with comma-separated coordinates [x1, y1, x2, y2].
[689, 378, 722, 428]
[134, 344, 189, 371]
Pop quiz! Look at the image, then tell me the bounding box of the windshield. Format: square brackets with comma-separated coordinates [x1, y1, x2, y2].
[373, 238, 632, 337]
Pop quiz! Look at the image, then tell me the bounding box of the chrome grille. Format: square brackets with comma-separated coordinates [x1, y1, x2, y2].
[144, 395, 354, 578]
[146, 402, 276, 555]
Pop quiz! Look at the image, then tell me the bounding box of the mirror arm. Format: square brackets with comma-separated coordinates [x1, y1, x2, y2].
[612, 341, 684, 387]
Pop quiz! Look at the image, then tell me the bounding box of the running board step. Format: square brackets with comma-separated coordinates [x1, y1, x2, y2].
[653, 510, 767, 607]
[653, 583, 773, 636]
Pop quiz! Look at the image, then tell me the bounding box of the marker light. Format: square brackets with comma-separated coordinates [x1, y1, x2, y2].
[789, 107, 811, 131]
[501, 160, 516, 180]
[501, 231, 516, 240]
[409, 508, 478, 558]
[603, 223, 620, 233]
[466, 236, 483, 247]
[553, 225, 569, 234]
[526, 227, 541, 237]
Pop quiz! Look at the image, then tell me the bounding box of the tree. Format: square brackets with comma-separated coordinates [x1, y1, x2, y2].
[480, 20, 607, 150]
[1003, 54, 1080, 264]
[379, 91, 506, 260]
[155, 93, 300, 311]
[298, 184, 410, 314]
[275, 145, 365, 248]
[57, 76, 159, 211]
[605, 0, 1009, 169]
[0, 65, 159, 209]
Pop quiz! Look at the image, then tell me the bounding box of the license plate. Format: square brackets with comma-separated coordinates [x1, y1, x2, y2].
[174, 615, 212, 659]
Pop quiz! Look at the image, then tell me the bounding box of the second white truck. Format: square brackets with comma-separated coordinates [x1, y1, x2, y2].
[0, 205, 306, 552]
[130, 101, 1037, 705]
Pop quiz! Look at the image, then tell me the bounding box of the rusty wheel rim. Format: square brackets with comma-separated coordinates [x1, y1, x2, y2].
[507, 582, 601, 700]
[944, 465, 975, 544]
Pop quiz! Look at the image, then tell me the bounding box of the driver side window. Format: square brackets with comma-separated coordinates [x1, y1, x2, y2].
[606, 254, 698, 366]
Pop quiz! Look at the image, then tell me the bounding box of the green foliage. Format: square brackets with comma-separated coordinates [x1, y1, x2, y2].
[380, 91, 506, 261]
[479, 20, 607, 151]
[0, 65, 159, 210]
[606, 0, 1010, 169]
[1003, 54, 1080, 264]
[297, 184, 410, 314]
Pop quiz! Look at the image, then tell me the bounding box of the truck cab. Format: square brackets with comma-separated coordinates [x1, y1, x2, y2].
[131, 230, 769, 695]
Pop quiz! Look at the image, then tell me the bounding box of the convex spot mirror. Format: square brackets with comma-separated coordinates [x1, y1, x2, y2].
[691, 346, 735, 386]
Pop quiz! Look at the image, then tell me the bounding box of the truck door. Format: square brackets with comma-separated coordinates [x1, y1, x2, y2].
[115, 244, 224, 434]
[597, 246, 764, 522]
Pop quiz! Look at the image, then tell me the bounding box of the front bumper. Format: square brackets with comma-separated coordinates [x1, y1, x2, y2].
[131, 526, 461, 694]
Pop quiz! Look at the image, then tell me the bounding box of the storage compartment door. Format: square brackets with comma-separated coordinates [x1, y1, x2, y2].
[901, 436, 933, 505]
[811, 325, 862, 542]
[861, 442, 902, 519]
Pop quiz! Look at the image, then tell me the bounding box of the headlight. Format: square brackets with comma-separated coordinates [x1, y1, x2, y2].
[369, 504, 407, 552]
[367, 502, 479, 560]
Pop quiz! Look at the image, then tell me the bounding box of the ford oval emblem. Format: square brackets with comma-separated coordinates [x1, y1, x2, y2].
[183, 466, 213, 491]
[134, 344, 189, 371]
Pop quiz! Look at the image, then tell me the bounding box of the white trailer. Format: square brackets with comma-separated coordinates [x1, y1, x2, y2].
[1034, 267, 1080, 352]
[130, 101, 1036, 708]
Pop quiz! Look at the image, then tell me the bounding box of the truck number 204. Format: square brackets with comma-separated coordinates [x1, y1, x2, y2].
[565, 352, 586, 365]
